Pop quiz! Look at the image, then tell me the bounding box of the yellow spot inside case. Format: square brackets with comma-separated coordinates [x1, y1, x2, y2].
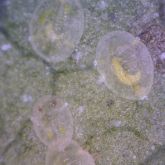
[38, 10, 53, 25]
[112, 57, 141, 86]
[59, 126, 66, 135]
[47, 128, 54, 140]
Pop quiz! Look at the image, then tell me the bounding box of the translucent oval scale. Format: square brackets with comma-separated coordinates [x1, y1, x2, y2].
[95, 31, 154, 100]
[29, 0, 84, 64]
[46, 141, 95, 165]
[31, 95, 73, 149]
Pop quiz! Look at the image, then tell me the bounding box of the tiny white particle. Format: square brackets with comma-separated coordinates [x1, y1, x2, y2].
[97, 0, 108, 10]
[1, 44, 12, 51]
[151, 145, 155, 151]
[97, 74, 106, 84]
[77, 106, 85, 114]
[133, 155, 136, 159]
[45, 66, 50, 75]
[93, 60, 98, 67]
[160, 52, 165, 61]
[153, 12, 159, 18]
[28, 36, 32, 42]
[64, 102, 69, 107]
[111, 120, 122, 128]
[140, 95, 148, 101]
[146, 150, 150, 155]
[73, 51, 83, 64]
[21, 94, 33, 103]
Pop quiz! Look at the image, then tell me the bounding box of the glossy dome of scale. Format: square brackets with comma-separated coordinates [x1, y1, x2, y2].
[95, 31, 154, 100]
[29, 0, 84, 64]
[46, 141, 95, 165]
[31, 95, 73, 149]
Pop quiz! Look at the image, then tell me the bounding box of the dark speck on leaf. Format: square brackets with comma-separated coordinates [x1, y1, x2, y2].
[108, 12, 116, 23]
[38, 107, 42, 112]
[106, 99, 115, 107]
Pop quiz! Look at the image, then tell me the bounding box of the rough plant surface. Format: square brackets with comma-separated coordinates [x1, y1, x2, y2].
[0, 0, 165, 165]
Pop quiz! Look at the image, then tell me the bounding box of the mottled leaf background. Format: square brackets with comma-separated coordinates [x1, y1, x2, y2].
[0, 0, 164, 165]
